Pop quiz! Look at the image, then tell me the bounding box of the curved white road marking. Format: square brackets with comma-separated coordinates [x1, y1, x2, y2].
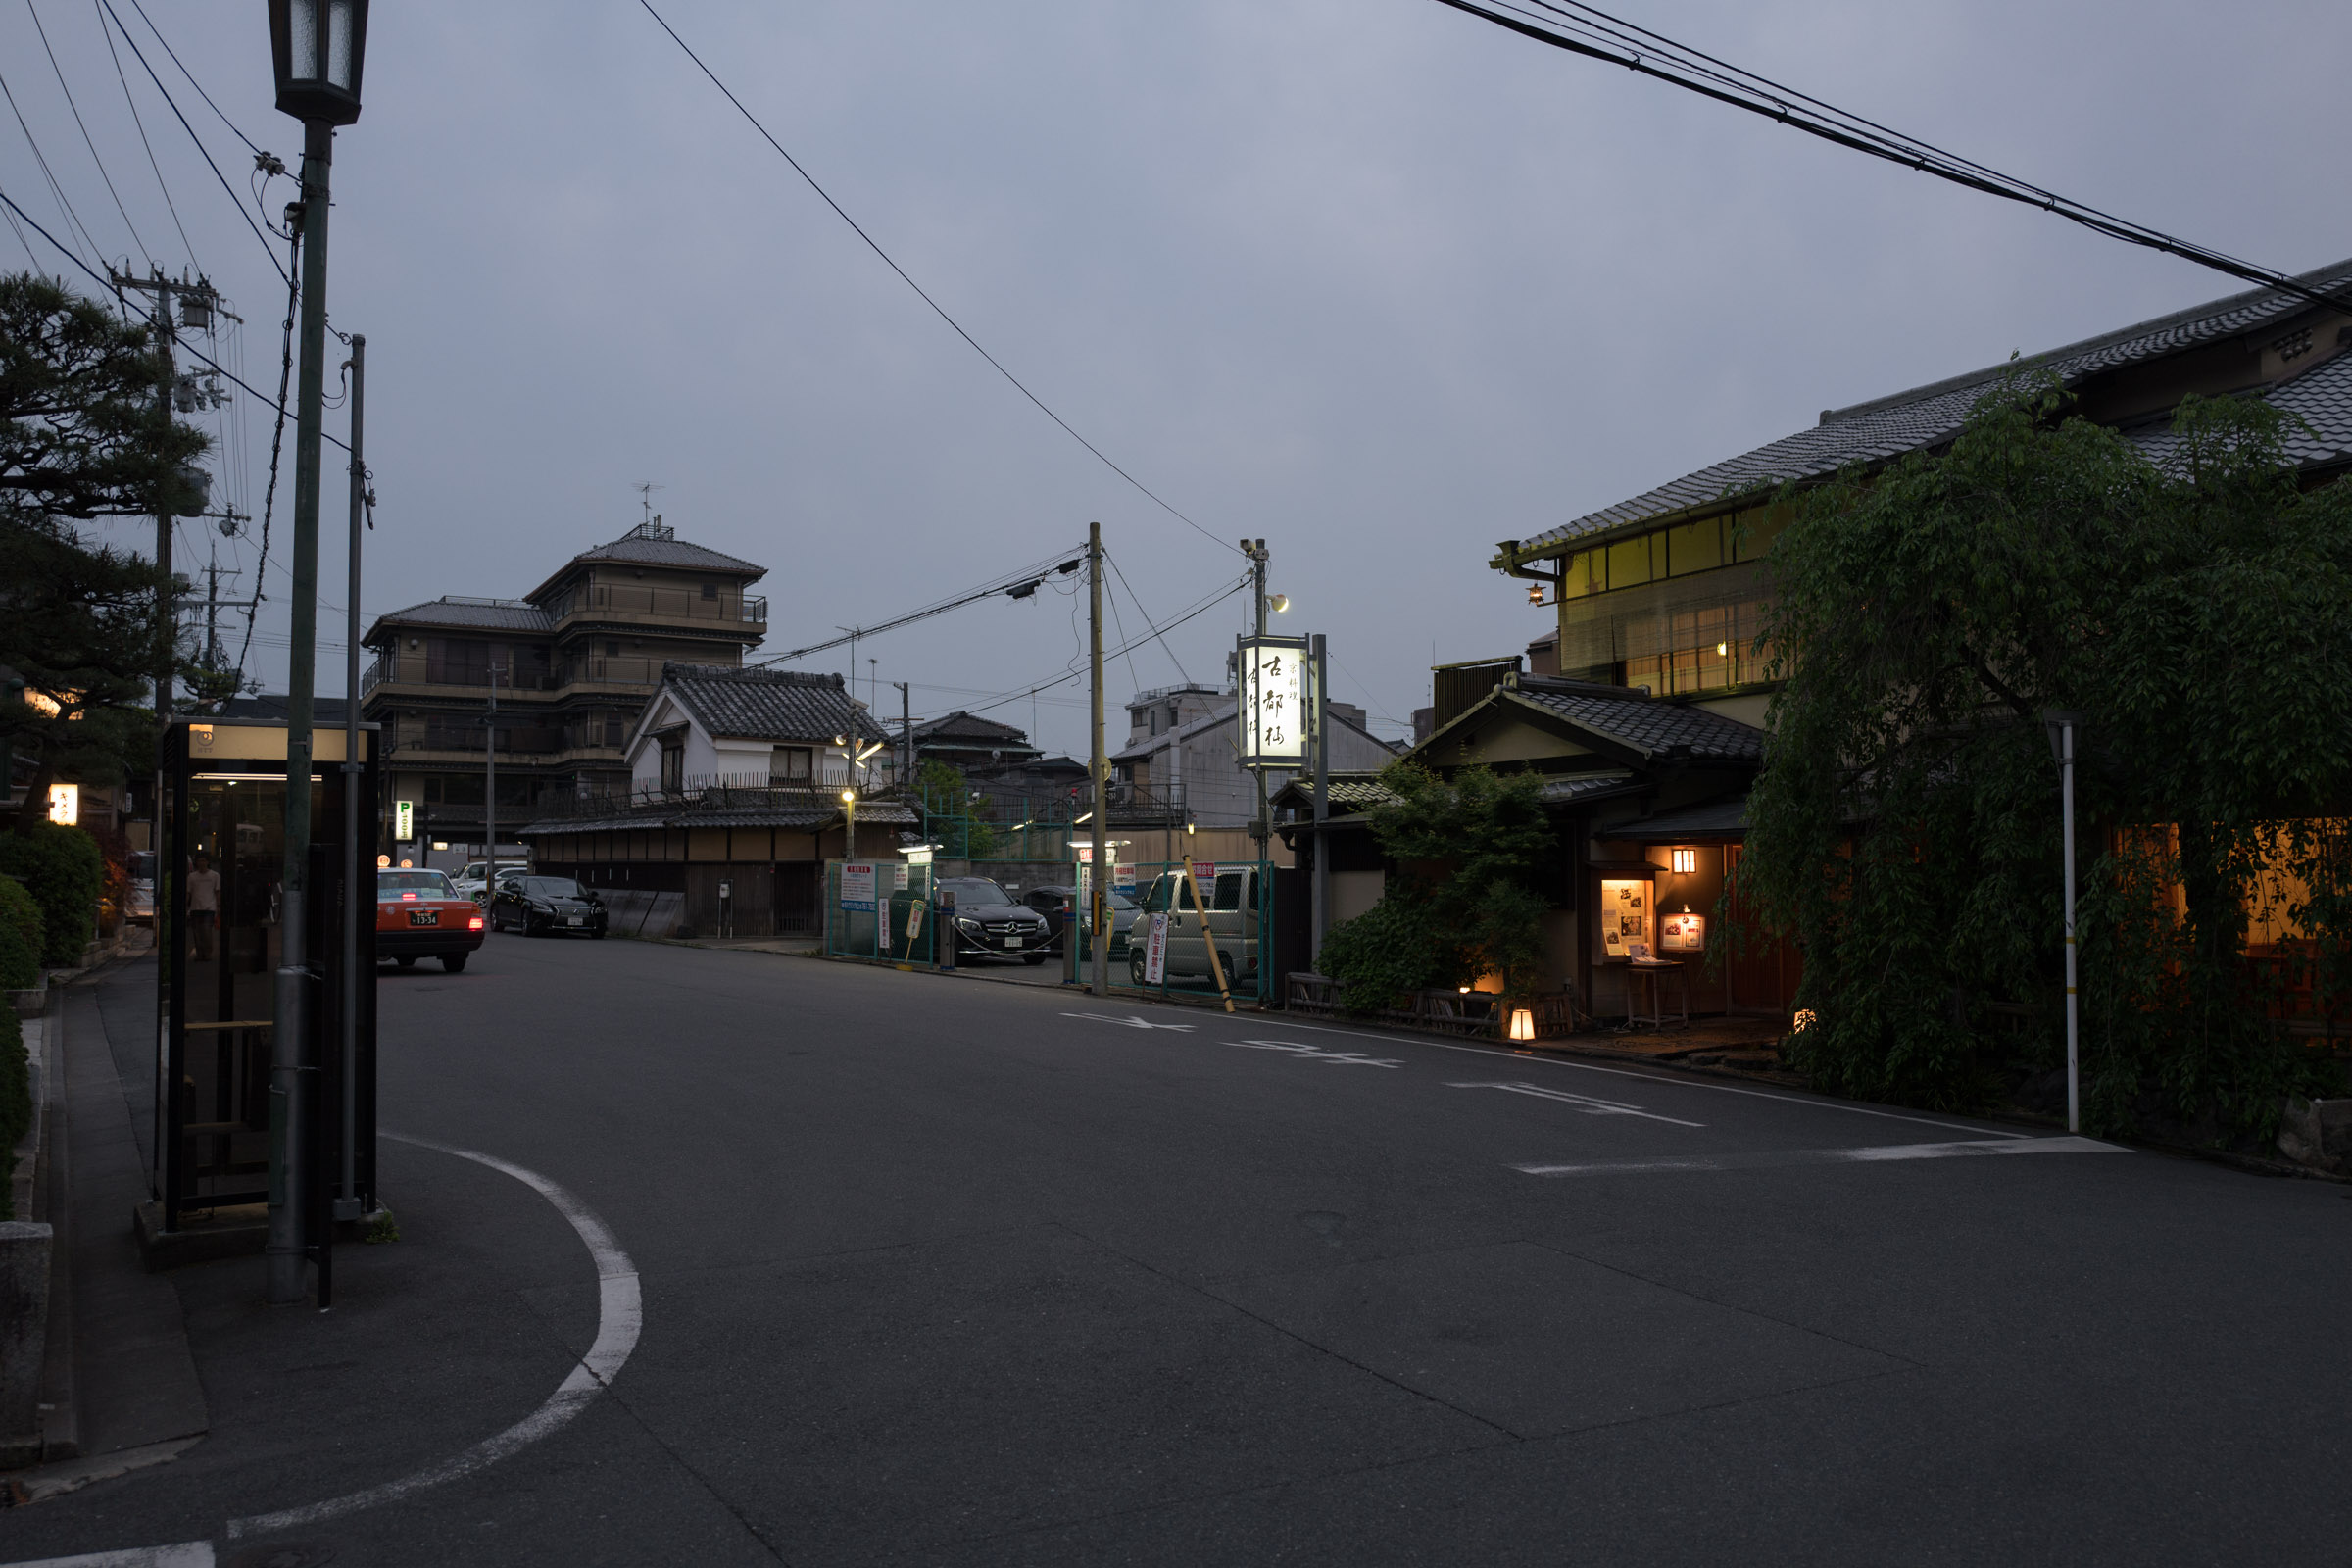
[223, 1133, 642, 1542]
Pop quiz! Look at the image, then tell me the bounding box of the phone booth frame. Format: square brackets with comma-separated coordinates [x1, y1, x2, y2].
[155, 718, 380, 1267]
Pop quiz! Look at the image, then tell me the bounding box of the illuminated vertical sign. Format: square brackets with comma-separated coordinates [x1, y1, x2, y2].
[46, 783, 77, 825]
[1236, 635, 1308, 767]
[394, 800, 415, 841]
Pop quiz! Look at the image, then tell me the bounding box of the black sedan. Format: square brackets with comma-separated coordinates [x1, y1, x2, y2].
[489, 874, 609, 938]
[938, 877, 1052, 963]
[1020, 884, 1137, 957]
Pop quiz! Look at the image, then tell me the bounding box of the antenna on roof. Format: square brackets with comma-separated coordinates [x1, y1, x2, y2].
[631, 481, 671, 538]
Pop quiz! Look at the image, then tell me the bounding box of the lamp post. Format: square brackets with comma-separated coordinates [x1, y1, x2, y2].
[2044, 710, 2083, 1134]
[267, 0, 368, 1307]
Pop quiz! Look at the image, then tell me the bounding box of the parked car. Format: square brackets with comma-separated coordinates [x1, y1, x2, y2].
[1126, 867, 1261, 986]
[452, 859, 528, 904]
[126, 849, 157, 922]
[489, 875, 609, 938]
[1019, 884, 1137, 957]
[376, 867, 485, 971]
[937, 876, 1052, 963]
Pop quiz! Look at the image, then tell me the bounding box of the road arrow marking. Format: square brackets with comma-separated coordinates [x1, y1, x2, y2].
[1060, 1012, 1196, 1031]
[1235, 1039, 1402, 1068]
[1450, 1080, 1705, 1126]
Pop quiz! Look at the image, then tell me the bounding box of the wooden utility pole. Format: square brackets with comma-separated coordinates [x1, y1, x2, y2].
[1089, 522, 1108, 997]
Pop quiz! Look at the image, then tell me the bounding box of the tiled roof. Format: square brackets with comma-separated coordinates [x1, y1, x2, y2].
[1272, 773, 1398, 813]
[2132, 345, 2352, 470]
[566, 532, 764, 576]
[369, 598, 555, 635]
[1605, 795, 1751, 841]
[1535, 769, 1642, 804]
[1514, 257, 2352, 555]
[914, 710, 1037, 747]
[1509, 680, 1763, 763]
[661, 663, 889, 744]
[516, 798, 917, 837]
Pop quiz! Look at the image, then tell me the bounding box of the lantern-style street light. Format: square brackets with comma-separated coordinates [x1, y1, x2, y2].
[265, 0, 368, 1308]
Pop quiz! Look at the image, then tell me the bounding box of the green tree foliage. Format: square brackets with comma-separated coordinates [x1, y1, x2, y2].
[2, 272, 211, 821]
[0, 822, 104, 967]
[916, 759, 997, 859]
[1317, 761, 1554, 1010]
[1742, 379, 2352, 1134]
[0, 876, 43, 990]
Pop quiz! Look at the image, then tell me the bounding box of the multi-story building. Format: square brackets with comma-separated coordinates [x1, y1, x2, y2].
[360, 518, 767, 857]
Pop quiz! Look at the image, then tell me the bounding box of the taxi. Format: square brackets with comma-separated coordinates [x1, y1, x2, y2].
[376, 867, 485, 972]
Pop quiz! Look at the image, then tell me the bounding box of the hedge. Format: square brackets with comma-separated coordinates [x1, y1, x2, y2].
[0, 822, 103, 968]
[0, 877, 41, 991]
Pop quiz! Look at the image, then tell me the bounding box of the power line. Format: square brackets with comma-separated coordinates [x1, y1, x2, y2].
[25, 0, 149, 266]
[94, 0, 199, 270]
[1103, 549, 1193, 685]
[935, 573, 1251, 722]
[2, 67, 105, 265]
[1431, 0, 2352, 315]
[634, 0, 1238, 560]
[0, 183, 331, 446]
[756, 550, 1088, 665]
[93, 0, 290, 285]
[120, 0, 262, 157]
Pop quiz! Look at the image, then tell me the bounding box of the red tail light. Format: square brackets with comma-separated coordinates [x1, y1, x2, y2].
[467, 915, 484, 930]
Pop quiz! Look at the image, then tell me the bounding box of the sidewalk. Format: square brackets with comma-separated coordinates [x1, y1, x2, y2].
[5, 956, 209, 1501]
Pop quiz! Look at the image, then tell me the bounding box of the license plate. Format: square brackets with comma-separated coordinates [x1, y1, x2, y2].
[567, 916, 583, 926]
[409, 910, 436, 927]
[1004, 935, 1022, 949]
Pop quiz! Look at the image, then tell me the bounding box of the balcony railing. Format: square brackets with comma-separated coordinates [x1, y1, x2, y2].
[542, 583, 766, 626]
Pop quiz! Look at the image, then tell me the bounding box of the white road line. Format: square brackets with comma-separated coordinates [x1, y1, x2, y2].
[1061, 1012, 1197, 1032]
[1255, 1018, 2031, 1139]
[1235, 1040, 1403, 1068]
[1514, 1135, 2125, 1177]
[221, 1133, 643, 1543]
[1450, 1080, 1705, 1126]
[1, 1548, 214, 1568]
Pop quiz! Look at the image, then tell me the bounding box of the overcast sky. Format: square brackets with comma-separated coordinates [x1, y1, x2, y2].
[5, 0, 2347, 756]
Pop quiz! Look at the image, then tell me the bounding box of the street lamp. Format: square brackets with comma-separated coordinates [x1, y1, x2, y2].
[265, 0, 368, 1308]
[270, 0, 368, 124]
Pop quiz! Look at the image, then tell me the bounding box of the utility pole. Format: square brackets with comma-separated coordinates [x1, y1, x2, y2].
[337, 333, 368, 1222]
[1089, 522, 1108, 998]
[2045, 710, 2083, 1134]
[110, 268, 216, 725]
[485, 662, 504, 892]
[267, 117, 336, 1308]
[895, 681, 910, 793]
[1243, 538, 1271, 863]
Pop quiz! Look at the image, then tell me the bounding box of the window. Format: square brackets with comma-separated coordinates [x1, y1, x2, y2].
[771, 746, 812, 783]
[605, 640, 620, 657]
[426, 638, 490, 685]
[701, 583, 718, 601]
[604, 715, 623, 747]
[660, 740, 684, 793]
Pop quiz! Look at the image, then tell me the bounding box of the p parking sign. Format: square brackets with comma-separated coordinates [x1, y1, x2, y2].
[394, 800, 415, 841]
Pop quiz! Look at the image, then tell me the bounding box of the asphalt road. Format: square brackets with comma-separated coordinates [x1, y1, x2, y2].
[9, 934, 2351, 1566]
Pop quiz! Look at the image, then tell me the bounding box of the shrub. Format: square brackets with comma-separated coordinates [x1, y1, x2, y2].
[0, 823, 104, 967]
[0, 877, 42, 991]
[0, 1006, 25, 1219]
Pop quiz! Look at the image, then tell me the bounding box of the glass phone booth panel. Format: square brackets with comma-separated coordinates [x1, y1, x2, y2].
[157, 719, 378, 1233]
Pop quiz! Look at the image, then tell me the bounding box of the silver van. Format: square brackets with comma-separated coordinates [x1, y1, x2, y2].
[1126, 867, 1261, 987]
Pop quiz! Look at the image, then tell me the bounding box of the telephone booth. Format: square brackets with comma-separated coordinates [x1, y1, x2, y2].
[156, 718, 379, 1264]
